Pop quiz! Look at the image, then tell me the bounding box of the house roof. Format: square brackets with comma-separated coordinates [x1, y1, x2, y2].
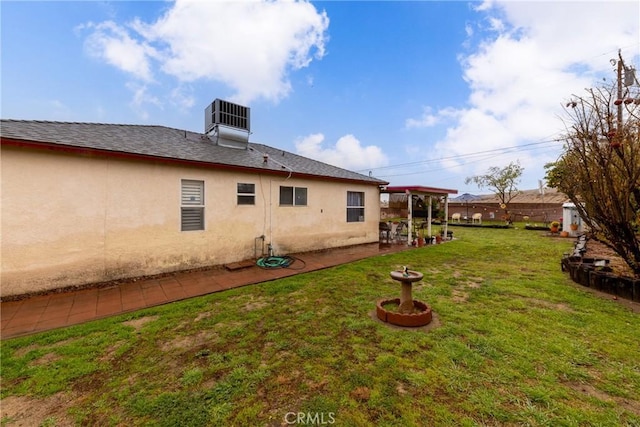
[0, 119, 388, 186]
[381, 185, 458, 196]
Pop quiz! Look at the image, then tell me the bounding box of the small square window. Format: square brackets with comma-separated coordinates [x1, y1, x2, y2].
[280, 186, 293, 205]
[280, 186, 307, 206]
[237, 183, 255, 205]
[295, 187, 307, 206]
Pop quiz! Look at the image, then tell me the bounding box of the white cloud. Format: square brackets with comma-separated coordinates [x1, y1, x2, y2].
[81, 0, 329, 106]
[126, 82, 163, 120]
[405, 107, 439, 129]
[170, 85, 196, 111]
[82, 21, 158, 82]
[411, 0, 639, 189]
[405, 107, 460, 129]
[295, 133, 388, 171]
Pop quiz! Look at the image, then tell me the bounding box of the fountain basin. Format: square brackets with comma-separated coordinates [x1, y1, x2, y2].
[390, 270, 423, 282]
[376, 298, 432, 327]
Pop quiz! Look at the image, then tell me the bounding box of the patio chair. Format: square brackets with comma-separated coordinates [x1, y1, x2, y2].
[379, 222, 391, 243]
[390, 222, 399, 241]
[393, 221, 407, 243]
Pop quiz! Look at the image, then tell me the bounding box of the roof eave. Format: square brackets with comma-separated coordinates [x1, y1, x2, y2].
[382, 185, 458, 196]
[1, 137, 387, 186]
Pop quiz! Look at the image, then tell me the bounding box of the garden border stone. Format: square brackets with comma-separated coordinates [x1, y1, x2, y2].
[561, 236, 639, 302]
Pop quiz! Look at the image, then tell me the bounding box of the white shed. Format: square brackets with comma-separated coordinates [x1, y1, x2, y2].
[562, 202, 585, 236]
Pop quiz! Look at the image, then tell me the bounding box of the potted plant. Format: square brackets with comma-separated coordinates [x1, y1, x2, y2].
[550, 221, 560, 233]
[570, 221, 579, 231]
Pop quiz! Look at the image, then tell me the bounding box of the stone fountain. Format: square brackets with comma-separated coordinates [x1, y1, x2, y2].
[376, 267, 432, 327]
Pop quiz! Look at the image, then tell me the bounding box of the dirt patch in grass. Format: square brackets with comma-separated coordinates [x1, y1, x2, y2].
[452, 290, 469, 303]
[351, 386, 371, 402]
[99, 341, 126, 362]
[1, 393, 77, 426]
[31, 352, 62, 366]
[450, 277, 483, 302]
[194, 312, 212, 322]
[12, 344, 40, 359]
[159, 330, 217, 352]
[242, 296, 271, 312]
[566, 382, 640, 417]
[13, 338, 79, 358]
[122, 315, 159, 331]
[524, 298, 575, 312]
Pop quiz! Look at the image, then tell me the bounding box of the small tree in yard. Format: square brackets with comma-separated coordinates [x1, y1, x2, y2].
[545, 57, 640, 277]
[465, 161, 524, 224]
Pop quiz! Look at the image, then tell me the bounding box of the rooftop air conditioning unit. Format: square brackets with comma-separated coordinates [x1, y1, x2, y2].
[205, 99, 251, 149]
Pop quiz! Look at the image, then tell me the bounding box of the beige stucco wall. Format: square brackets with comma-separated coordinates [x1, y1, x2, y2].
[1, 147, 381, 297]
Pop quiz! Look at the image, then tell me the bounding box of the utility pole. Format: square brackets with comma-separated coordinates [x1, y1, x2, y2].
[610, 50, 626, 155]
[617, 49, 624, 134]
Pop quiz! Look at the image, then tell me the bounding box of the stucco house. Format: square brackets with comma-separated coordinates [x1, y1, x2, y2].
[1, 100, 388, 298]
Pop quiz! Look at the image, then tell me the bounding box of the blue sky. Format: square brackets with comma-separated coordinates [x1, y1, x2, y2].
[2, 1, 639, 194]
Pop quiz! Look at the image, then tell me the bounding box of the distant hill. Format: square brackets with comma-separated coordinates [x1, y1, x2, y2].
[451, 193, 480, 202]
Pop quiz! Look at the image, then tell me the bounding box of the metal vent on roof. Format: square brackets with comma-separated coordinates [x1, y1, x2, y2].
[205, 99, 250, 133]
[205, 99, 251, 149]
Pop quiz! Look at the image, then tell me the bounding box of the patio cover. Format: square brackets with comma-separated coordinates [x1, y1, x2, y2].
[381, 185, 458, 244]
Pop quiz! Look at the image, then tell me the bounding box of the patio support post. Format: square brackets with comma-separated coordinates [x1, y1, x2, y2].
[444, 195, 449, 238]
[407, 191, 413, 245]
[427, 195, 432, 238]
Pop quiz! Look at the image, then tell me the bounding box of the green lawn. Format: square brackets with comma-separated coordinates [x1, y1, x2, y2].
[2, 227, 639, 426]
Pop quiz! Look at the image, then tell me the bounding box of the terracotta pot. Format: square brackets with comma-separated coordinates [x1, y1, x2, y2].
[560, 231, 569, 237]
[570, 224, 578, 231]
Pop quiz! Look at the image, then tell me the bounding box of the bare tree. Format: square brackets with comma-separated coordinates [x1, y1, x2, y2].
[545, 57, 640, 277]
[465, 161, 524, 224]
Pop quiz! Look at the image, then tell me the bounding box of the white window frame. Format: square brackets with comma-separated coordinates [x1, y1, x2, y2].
[237, 182, 256, 205]
[279, 186, 308, 206]
[181, 179, 205, 231]
[347, 191, 365, 222]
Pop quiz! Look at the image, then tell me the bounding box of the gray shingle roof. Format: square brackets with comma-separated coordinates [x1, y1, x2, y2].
[1, 119, 387, 185]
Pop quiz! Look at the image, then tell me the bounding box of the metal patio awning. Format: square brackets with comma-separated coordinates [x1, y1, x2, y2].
[381, 185, 458, 244]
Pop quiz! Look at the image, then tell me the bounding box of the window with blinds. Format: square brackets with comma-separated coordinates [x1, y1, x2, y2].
[181, 180, 204, 231]
[347, 191, 365, 222]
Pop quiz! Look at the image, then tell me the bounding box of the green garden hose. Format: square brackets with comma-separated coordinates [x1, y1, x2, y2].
[256, 255, 305, 270]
